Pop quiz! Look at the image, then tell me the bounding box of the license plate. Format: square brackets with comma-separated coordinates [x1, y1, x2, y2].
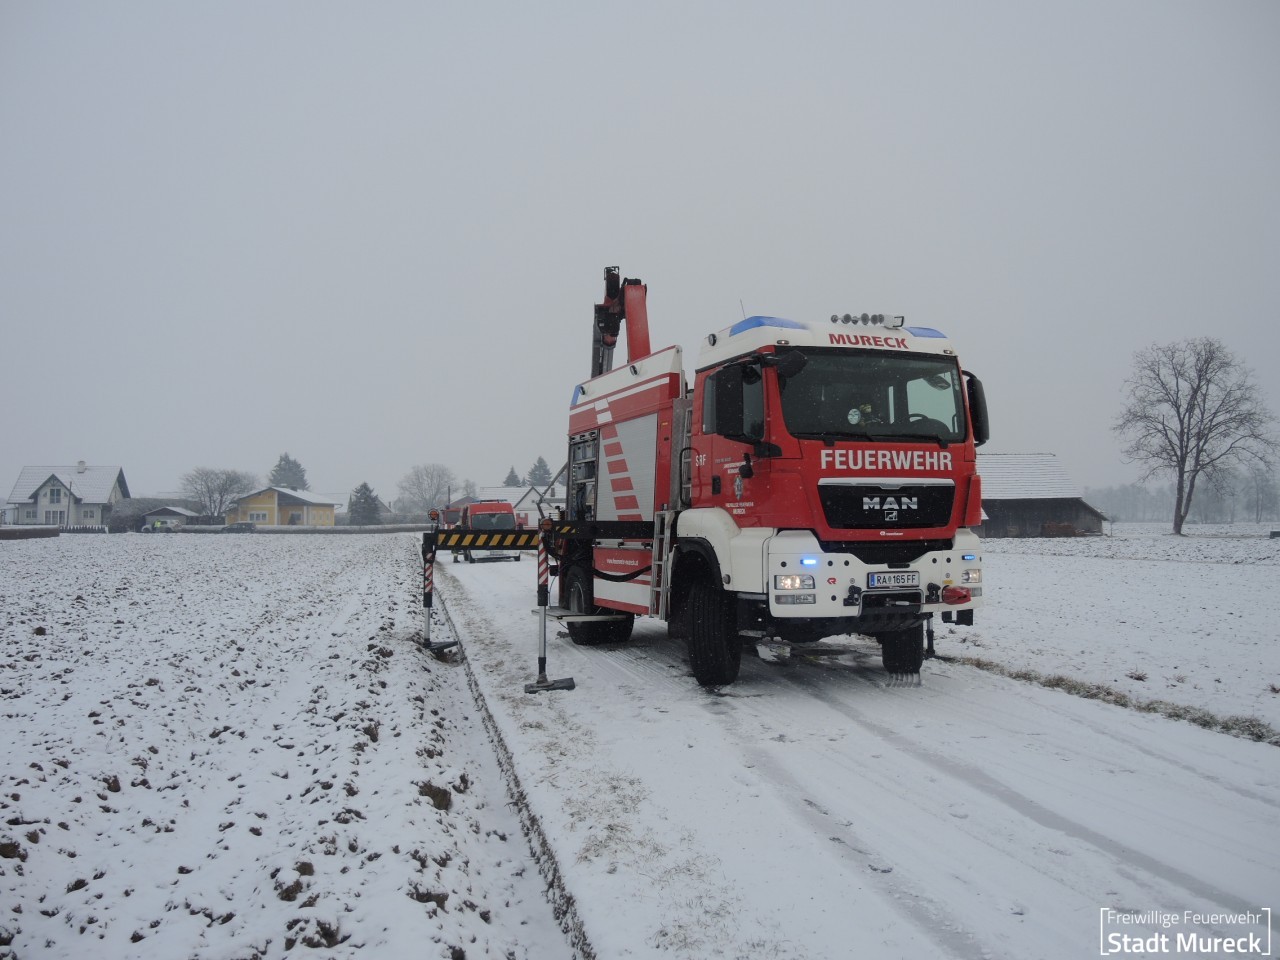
[867, 571, 920, 588]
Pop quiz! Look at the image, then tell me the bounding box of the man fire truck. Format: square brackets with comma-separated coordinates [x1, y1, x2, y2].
[553, 267, 990, 687]
[455, 500, 522, 563]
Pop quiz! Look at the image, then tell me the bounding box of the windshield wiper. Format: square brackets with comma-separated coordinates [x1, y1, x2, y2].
[874, 433, 951, 448]
[790, 430, 951, 447]
[790, 430, 876, 443]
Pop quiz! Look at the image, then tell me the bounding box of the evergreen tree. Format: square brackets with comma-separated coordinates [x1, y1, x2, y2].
[503, 466, 522, 487]
[268, 453, 309, 490]
[526, 456, 553, 487]
[348, 483, 381, 525]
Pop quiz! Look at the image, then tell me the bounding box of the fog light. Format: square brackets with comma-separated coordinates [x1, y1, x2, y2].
[941, 586, 971, 604]
[775, 593, 816, 605]
[961, 569, 982, 584]
[775, 574, 815, 590]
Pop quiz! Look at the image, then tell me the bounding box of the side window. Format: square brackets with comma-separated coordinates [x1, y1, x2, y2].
[702, 366, 763, 441]
[905, 373, 963, 436]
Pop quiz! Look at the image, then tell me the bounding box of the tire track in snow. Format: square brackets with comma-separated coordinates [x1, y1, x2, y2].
[780, 666, 1278, 933]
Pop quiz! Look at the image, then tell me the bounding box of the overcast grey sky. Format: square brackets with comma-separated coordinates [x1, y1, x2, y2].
[3, 1, 1277, 501]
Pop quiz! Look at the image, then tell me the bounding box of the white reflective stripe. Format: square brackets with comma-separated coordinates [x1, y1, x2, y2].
[594, 578, 651, 608]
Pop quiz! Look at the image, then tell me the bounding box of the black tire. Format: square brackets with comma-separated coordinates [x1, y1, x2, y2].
[564, 564, 634, 645]
[687, 579, 741, 687]
[879, 623, 925, 675]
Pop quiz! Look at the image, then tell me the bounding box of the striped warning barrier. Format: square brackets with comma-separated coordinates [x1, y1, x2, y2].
[434, 529, 542, 551]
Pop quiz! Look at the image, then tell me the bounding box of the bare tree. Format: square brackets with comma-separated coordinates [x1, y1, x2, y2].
[1246, 464, 1279, 523]
[396, 463, 456, 515]
[1114, 338, 1276, 534]
[181, 468, 260, 518]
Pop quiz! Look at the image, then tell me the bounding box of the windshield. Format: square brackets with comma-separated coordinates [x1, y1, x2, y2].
[469, 511, 516, 530]
[777, 348, 966, 443]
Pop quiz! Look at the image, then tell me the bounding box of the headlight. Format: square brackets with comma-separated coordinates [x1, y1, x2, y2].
[774, 574, 815, 590]
[961, 569, 982, 584]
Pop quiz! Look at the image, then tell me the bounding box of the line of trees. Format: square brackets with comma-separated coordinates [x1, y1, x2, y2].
[503, 457, 556, 488]
[173, 452, 559, 524]
[1087, 466, 1280, 524]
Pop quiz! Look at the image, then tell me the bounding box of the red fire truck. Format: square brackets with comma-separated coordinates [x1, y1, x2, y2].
[554, 267, 990, 687]
[455, 500, 522, 563]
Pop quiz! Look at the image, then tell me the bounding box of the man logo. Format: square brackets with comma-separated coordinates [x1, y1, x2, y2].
[862, 496, 918, 512]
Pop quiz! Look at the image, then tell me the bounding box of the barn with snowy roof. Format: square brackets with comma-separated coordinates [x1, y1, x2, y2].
[976, 453, 1105, 537]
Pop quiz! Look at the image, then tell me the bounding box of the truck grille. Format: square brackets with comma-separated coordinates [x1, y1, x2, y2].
[818, 483, 954, 530]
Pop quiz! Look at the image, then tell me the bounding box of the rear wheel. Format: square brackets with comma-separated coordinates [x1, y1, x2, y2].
[687, 579, 741, 687]
[564, 564, 634, 645]
[879, 623, 925, 675]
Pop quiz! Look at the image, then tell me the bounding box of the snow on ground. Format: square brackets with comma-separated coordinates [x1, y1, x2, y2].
[0, 534, 568, 959]
[974, 523, 1280, 728]
[1, 525, 1278, 959]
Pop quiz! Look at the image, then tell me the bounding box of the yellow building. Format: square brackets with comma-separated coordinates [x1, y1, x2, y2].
[225, 487, 339, 527]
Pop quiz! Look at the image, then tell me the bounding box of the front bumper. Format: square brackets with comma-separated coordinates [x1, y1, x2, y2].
[764, 529, 983, 621]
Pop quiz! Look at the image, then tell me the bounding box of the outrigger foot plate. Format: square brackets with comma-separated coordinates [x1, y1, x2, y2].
[424, 639, 459, 653]
[525, 675, 575, 694]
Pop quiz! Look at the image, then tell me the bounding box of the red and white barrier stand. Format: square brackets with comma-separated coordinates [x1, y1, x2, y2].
[525, 524, 574, 693]
[421, 528, 458, 653]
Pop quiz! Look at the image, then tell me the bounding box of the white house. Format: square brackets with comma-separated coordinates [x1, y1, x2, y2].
[5, 463, 131, 527]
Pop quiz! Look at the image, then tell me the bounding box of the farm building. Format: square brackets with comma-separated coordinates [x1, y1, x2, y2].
[141, 506, 199, 530]
[976, 453, 1106, 538]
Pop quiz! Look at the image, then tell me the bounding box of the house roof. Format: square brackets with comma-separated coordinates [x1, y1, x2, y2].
[514, 485, 564, 513]
[7, 465, 130, 505]
[977, 453, 1083, 500]
[476, 486, 531, 506]
[144, 506, 198, 518]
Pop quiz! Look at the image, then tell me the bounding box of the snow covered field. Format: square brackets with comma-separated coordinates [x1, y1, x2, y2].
[2, 526, 1277, 959]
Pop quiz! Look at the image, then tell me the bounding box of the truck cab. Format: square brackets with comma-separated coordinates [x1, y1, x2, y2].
[681, 314, 989, 659]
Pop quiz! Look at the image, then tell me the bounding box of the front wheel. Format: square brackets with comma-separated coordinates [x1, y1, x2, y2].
[878, 623, 925, 676]
[686, 579, 741, 687]
[564, 564, 634, 645]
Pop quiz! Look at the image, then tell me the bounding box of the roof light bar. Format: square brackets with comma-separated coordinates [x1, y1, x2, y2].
[830, 313, 905, 328]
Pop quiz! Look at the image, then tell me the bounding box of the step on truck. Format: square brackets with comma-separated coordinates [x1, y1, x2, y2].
[553, 267, 990, 687]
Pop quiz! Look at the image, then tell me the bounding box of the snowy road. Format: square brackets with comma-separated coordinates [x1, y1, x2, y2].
[436, 550, 1279, 960]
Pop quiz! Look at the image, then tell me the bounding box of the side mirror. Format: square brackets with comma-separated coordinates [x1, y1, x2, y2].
[768, 350, 807, 379]
[965, 372, 990, 446]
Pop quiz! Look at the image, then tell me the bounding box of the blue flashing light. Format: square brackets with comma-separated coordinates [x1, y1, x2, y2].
[801, 557, 819, 567]
[906, 326, 947, 338]
[962, 554, 976, 561]
[729, 315, 808, 337]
